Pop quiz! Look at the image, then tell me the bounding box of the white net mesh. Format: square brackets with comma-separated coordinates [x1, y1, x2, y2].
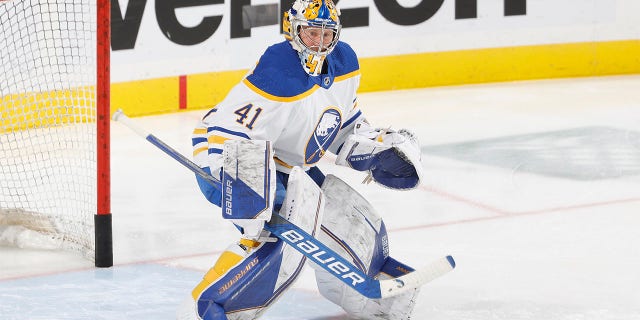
[0, 0, 98, 259]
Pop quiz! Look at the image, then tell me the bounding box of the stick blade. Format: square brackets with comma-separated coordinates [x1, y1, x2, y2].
[378, 255, 456, 298]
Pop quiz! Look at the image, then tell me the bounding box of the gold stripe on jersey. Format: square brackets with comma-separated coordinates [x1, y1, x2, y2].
[243, 78, 321, 102]
[208, 135, 230, 145]
[334, 70, 361, 82]
[192, 126, 209, 157]
[273, 157, 293, 169]
[193, 146, 208, 157]
[193, 128, 207, 135]
[242, 70, 359, 103]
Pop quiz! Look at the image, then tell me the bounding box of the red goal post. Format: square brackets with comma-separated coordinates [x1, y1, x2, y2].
[0, 0, 112, 267]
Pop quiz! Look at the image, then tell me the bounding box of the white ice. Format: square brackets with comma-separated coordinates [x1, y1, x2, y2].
[1, 75, 640, 319]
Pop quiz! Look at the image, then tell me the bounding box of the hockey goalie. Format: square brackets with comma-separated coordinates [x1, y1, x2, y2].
[178, 1, 431, 319]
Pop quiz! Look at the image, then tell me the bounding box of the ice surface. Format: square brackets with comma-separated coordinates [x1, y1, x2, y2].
[2, 75, 640, 319]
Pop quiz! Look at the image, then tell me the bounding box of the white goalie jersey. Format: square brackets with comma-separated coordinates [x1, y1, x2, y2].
[192, 40, 364, 177]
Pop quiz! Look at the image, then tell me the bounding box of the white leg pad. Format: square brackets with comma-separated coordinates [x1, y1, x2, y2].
[312, 174, 419, 320]
[279, 166, 325, 236]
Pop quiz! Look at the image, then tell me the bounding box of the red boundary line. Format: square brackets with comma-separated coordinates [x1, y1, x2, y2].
[0, 250, 222, 282]
[390, 184, 640, 232]
[391, 197, 640, 232]
[3, 186, 639, 281]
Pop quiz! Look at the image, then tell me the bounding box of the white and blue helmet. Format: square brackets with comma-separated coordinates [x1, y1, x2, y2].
[283, 0, 342, 76]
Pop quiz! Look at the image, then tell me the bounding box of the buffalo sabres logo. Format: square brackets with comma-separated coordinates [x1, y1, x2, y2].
[305, 108, 342, 164]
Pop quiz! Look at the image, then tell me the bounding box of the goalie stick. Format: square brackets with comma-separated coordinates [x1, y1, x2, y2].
[112, 109, 455, 299]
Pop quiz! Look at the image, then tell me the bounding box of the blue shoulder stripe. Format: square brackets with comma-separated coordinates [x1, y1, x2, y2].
[341, 110, 362, 129]
[192, 137, 207, 145]
[331, 41, 360, 77]
[245, 41, 360, 101]
[207, 126, 250, 139]
[245, 42, 314, 99]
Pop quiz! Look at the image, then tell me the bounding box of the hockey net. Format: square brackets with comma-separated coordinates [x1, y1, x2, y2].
[0, 0, 111, 266]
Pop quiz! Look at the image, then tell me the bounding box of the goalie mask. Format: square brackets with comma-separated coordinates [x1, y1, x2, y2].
[283, 0, 341, 76]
